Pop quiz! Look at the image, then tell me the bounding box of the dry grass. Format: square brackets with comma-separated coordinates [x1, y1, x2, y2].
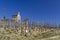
[0, 27, 60, 40]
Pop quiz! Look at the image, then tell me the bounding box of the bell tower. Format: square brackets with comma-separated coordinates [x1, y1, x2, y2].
[17, 11, 21, 23]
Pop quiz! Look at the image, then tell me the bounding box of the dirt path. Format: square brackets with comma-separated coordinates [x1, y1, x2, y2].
[40, 35, 60, 40]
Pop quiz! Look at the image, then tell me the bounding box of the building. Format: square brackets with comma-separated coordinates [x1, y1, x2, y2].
[0, 12, 21, 28]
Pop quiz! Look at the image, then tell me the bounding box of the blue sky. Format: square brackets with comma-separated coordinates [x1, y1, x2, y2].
[0, 0, 60, 24]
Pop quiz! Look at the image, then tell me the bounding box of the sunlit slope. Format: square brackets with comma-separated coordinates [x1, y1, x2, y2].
[0, 28, 60, 40]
